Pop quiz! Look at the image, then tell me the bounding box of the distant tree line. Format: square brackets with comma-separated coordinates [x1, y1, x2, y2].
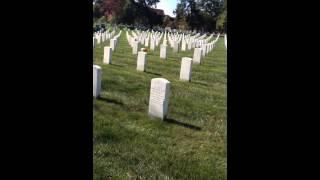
[93, 0, 227, 33]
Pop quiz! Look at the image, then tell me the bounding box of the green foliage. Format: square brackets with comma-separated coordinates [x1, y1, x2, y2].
[95, 0, 227, 32]
[135, 0, 160, 6]
[216, 10, 227, 32]
[100, 0, 163, 26]
[174, 0, 225, 32]
[93, 1, 104, 22]
[216, 0, 227, 32]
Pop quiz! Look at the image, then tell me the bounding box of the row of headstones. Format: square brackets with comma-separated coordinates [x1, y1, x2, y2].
[102, 47, 212, 81]
[132, 29, 214, 51]
[103, 30, 218, 69]
[167, 33, 219, 58]
[93, 65, 172, 120]
[127, 29, 218, 57]
[100, 28, 218, 84]
[93, 29, 115, 48]
[167, 32, 207, 46]
[100, 31, 123, 64]
[127, 30, 163, 52]
[168, 32, 217, 53]
[94, 32, 220, 120]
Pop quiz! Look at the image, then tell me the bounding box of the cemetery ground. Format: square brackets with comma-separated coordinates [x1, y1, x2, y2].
[93, 29, 227, 179]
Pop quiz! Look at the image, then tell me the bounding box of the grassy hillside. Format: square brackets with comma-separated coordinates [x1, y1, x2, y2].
[93, 30, 227, 179]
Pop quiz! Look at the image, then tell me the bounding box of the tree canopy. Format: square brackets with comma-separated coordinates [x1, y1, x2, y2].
[93, 0, 227, 32]
[174, 0, 225, 32]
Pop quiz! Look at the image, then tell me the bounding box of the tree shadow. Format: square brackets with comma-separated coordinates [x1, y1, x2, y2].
[97, 97, 124, 106]
[164, 118, 202, 131]
[145, 71, 162, 76]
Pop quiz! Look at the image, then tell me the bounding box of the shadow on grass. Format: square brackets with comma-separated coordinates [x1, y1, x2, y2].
[192, 81, 208, 87]
[111, 63, 124, 67]
[97, 97, 124, 106]
[164, 118, 202, 131]
[145, 71, 162, 76]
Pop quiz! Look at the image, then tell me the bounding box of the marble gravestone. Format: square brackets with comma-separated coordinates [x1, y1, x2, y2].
[150, 39, 155, 51]
[188, 41, 192, 50]
[102, 33, 105, 42]
[94, 37, 98, 48]
[181, 40, 186, 51]
[193, 48, 202, 64]
[201, 44, 206, 57]
[132, 40, 139, 55]
[110, 38, 116, 51]
[160, 44, 167, 59]
[173, 41, 179, 53]
[93, 65, 102, 98]
[103, 46, 112, 64]
[148, 78, 170, 120]
[137, 51, 147, 72]
[97, 35, 101, 44]
[180, 57, 193, 81]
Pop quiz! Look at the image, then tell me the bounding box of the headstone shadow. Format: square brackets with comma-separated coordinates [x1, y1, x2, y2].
[145, 71, 162, 76]
[111, 63, 124, 67]
[192, 81, 208, 87]
[97, 97, 124, 106]
[164, 118, 202, 131]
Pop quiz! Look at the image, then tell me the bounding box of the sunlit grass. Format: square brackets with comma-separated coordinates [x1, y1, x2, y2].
[93, 29, 227, 179]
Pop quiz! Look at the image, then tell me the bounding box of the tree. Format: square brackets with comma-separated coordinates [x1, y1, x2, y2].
[99, 0, 163, 26]
[173, 1, 189, 29]
[133, 0, 160, 7]
[93, 0, 104, 22]
[198, 0, 224, 17]
[173, 0, 225, 32]
[216, 0, 227, 32]
[173, 0, 202, 31]
[103, 0, 126, 23]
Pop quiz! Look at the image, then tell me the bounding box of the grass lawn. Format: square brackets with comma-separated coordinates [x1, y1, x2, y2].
[93, 29, 227, 179]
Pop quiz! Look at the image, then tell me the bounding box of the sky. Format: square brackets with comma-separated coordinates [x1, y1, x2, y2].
[156, 0, 178, 17]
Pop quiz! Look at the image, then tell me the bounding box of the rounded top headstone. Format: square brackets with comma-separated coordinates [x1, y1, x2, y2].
[151, 78, 170, 84]
[182, 57, 192, 62]
[93, 65, 101, 69]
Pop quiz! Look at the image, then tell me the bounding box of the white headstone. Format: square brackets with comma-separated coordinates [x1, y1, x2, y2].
[160, 44, 167, 59]
[93, 38, 96, 48]
[206, 44, 210, 54]
[180, 57, 193, 81]
[173, 41, 179, 53]
[93, 65, 102, 98]
[137, 51, 147, 72]
[189, 41, 193, 50]
[102, 33, 105, 42]
[114, 38, 118, 47]
[110, 39, 116, 51]
[132, 40, 139, 55]
[148, 78, 170, 120]
[150, 39, 155, 51]
[193, 48, 202, 64]
[163, 39, 167, 45]
[224, 34, 227, 49]
[97, 35, 101, 44]
[181, 40, 186, 51]
[103, 46, 112, 64]
[201, 44, 206, 57]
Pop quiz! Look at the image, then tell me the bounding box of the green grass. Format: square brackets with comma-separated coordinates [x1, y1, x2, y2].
[93, 30, 227, 180]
